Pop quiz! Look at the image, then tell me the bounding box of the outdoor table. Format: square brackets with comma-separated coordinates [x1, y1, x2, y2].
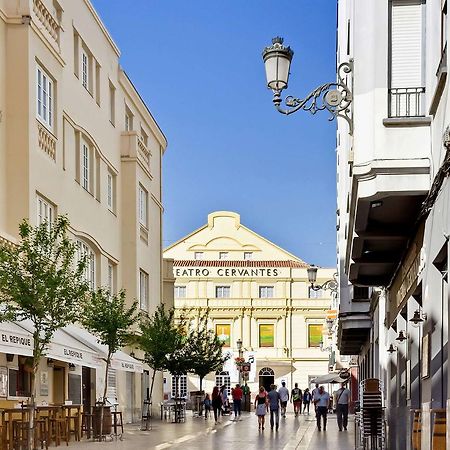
[1, 407, 32, 450]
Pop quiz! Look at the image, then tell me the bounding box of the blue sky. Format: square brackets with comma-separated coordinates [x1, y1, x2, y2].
[92, 0, 337, 267]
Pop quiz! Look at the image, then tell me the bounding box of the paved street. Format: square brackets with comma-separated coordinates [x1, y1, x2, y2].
[71, 412, 355, 449]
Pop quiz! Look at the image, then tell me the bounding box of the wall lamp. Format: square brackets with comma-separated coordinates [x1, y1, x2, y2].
[396, 331, 407, 343]
[409, 310, 427, 328]
[387, 344, 397, 354]
[307, 265, 338, 293]
[262, 37, 354, 134]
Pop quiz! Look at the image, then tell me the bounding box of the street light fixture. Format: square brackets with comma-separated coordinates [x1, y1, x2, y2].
[409, 310, 427, 328]
[387, 344, 397, 354]
[396, 331, 407, 343]
[262, 37, 354, 134]
[307, 265, 338, 292]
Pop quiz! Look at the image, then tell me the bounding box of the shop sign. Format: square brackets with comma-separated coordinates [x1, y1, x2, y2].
[174, 267, 285, 278]
[63, 348, 84, 361]
[1, 332, 32, 349]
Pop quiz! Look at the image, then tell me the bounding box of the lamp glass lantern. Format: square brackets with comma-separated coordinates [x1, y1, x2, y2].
[396, 331, 407, 343]
[307, 265, 318, 285]
[409, 310, 425, 328]
[262, 37, 294, 92]
[236, 338, 243, 351]
[387, 344, 397, 354]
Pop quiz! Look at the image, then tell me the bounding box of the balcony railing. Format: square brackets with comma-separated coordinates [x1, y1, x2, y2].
[388, 87, 425, 118]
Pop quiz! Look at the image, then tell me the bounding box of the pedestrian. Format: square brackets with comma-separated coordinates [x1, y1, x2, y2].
[203, 393, 212, 420]
[278, 381, 289, 418]
[220, 385, 230, 415]
[212, 386, 222, 423]
[267, 384, 281, 431]
[231, 383, 243, 421]
[313, 385, 330, 431]
[254, 386, 268, 431]
[302, 388, 311, 414]
[311, 383, 320, 412]
[335, 383, 351, 431]
[291, 383, 302, 417]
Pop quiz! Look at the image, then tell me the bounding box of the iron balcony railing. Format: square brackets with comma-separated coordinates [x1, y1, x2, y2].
[388, 87, 425, 118]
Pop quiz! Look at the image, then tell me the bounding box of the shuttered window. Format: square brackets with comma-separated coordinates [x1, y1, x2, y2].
[389, 1, 424, 117]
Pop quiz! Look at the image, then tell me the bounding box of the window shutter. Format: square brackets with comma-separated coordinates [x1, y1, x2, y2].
[391, 1, 423, 88]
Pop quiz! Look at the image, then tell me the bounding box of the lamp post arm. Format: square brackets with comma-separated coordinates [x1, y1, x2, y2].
[272, 61, 353, 134]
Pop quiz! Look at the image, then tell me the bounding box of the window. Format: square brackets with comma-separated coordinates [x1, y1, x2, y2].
[36, 195, 54, 229]
[77, 241, 95, 290]
[107, 172, 115, 211]
[244, 252, 253, 260]
[308, 324, 323, 348]
[308, 287, 324, 299]
[194, 252, 203, 260]
[215, 286, 230, 298]
[109, 81, 116, 125]
[81, 142, 90, 191]
[140, 127, 148, 147]
[389, 0, 424, 117]
[215, 371, 231, 392]
[8, 359, 31, 398]
[219, 252, 228, 260]
[106, 368, 117, 399]
[259, 286, 274, 298]
[108, 263, 114, 293]
[138, 185, 148, 227]
[81, 50, 89, 89]
[139, 270, 149, 310]
[171, 374, 187, 398]
[259, 324, 274, 347]
[125, 107, 133, 131]
[215, 324, 231, 347]
[174, 286, 186, 298]
[36, 66, 53, 129]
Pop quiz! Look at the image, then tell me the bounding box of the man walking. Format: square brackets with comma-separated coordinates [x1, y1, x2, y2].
[291, 383, 302, 417]
[267, 384, 281, 431]
[278, 381, 289, 418]
[335, 383, 351, 431]
[313, 385, 330, 431]
[231, 384, 243, 421]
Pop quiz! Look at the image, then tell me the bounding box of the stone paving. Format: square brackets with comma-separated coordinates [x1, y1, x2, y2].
[70, 411, 355, 449]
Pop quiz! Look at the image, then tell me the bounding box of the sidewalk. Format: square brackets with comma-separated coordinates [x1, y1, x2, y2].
[68, 411, 355, 449]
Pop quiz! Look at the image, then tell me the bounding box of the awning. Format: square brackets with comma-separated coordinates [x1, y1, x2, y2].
[65, 325, 143, 373]
[15, 321, 100, 369]
[311, 373, 347, 384]
[0, 322, 33, 357]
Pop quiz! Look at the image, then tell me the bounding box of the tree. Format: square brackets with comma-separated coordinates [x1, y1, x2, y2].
[81, 288, 137, 438]
[0, 216, 89, 449]
[136, 304, 186, 403]
[186, 310, 230, 392]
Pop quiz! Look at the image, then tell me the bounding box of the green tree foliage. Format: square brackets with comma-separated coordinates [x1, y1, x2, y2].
[0, 216, 89, 449]
[186, 310, 230, 392]
[137, 304, 187, 401]
[81, 288, 138, 401]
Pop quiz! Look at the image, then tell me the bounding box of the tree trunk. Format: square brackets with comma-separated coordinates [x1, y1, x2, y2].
[149, 368, 156, 402]
[99, 353, 112, 441]
[27, 352, 39, 450]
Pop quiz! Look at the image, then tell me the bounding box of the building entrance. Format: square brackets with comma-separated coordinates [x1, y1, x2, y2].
[259, 367, 275, 392]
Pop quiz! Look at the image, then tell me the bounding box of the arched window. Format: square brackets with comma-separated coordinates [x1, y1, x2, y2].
[259, 367, 274, 376]
[215, 370, 231, 393]
[77, 240, 95, 290]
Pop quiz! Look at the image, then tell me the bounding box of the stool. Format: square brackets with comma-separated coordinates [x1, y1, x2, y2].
[12, 420, 29, 450]
[81, 413, 93, 439]
[49, 418, 68, 447]
[35, 419, 49, 450]
[111, 411, 123, 436]
[66, 412, 81, 442]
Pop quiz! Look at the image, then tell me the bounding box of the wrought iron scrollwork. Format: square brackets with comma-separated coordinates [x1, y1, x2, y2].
[273, 61, 353, 135]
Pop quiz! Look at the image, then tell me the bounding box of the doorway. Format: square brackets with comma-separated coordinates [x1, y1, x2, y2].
[259, 367, 275, 392]
[82, 367, 92, 410]
[53, 366, 65, 404]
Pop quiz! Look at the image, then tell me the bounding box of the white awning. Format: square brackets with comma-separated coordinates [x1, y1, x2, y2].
[15, 321, 101, 369]
[0, 322, 33, 357]
[311, 373, 347, 384]
[65, 325, 143, 373]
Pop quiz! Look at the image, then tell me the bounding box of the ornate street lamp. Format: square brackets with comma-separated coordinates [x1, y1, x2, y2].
[262, 37, 354, 134]
[307, 265, 338, 292]
[236, 338, 243, 385]
[409, 310, 427, 328]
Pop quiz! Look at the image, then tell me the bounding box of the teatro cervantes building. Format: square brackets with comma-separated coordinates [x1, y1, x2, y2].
[163, 211, 336, 397]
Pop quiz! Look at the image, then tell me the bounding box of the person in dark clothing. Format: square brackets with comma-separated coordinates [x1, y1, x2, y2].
[303, 388, 311, 414]
[211, 386, 222, 423]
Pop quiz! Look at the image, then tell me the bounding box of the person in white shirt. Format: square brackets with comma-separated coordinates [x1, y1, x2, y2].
[313, 386, 330, 431]
[335, 383, 351, 431]
[311, 383, 320, 412]
[278, 382, 289, 418]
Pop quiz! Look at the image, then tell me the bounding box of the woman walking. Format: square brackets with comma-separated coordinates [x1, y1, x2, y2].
[303, 388, 311, 414]
[254, 386, 268, 431]
[212, 386, 222, 423]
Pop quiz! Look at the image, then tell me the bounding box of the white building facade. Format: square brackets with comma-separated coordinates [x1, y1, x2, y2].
[337, 0, 450, 447]
[164, 211, 336, 398]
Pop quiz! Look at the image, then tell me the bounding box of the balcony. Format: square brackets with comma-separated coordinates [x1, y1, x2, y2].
[32, 0, 61, 52]
[121, 132, 152, 177]
[337, 283, 372, 355]
[388, 87, 425, 118]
